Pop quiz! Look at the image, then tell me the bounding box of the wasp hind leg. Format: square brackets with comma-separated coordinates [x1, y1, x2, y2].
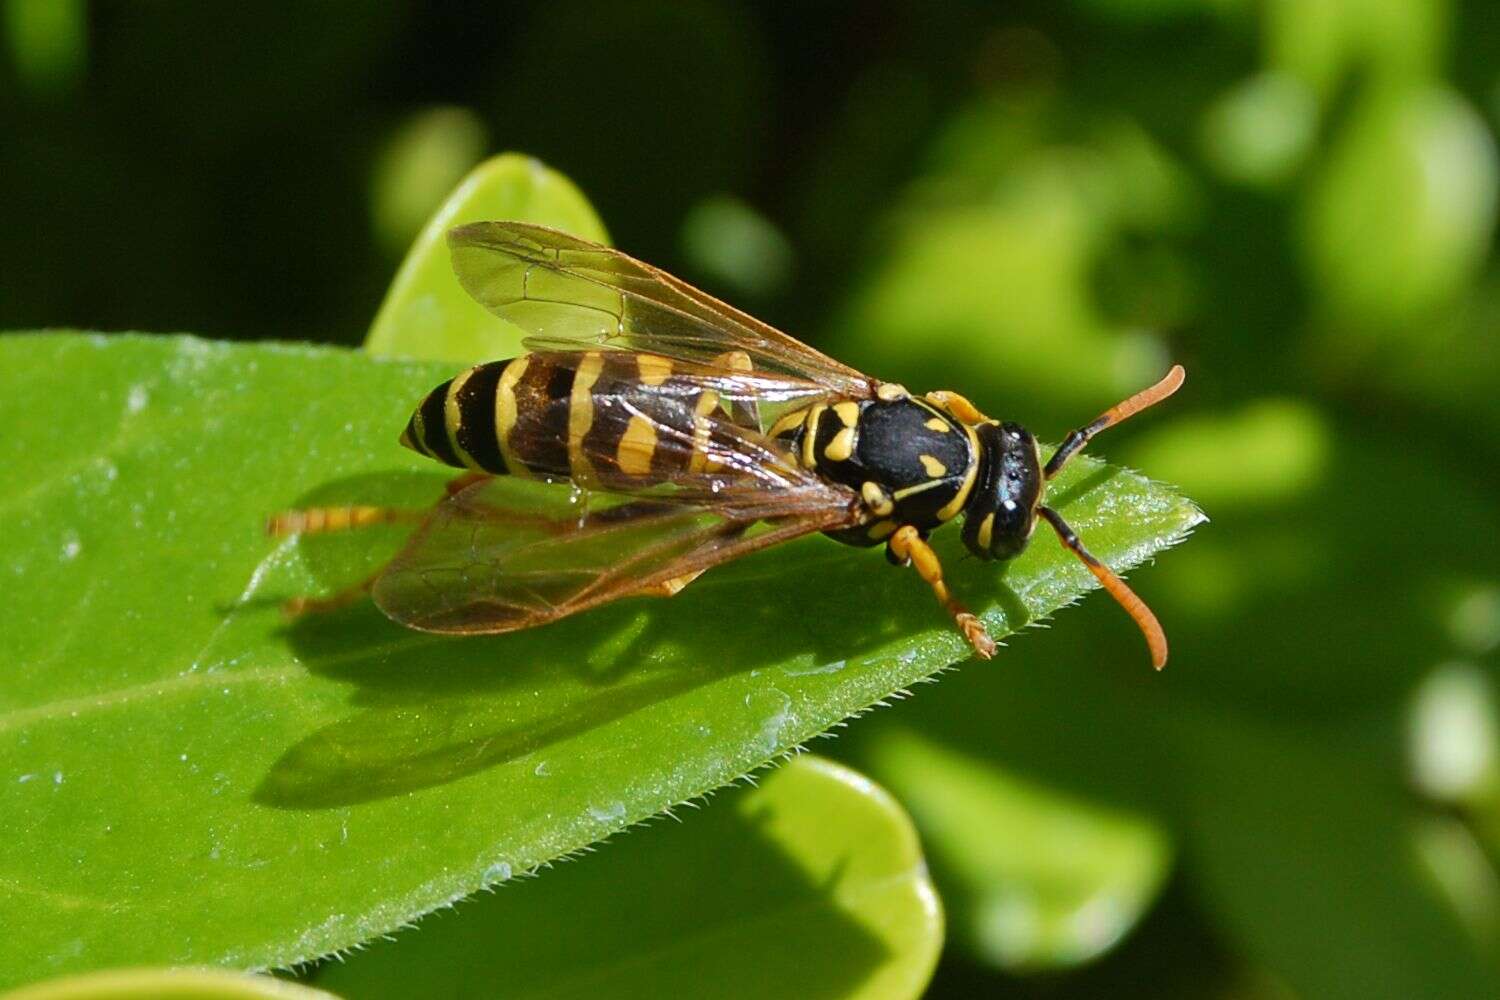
[280, 569, 386, 617]
[888, 525, 996, 659]
[267, 472, 491, 537]
[265, 505, 423, 537]
[634, 569, 709, 599]
[267, 509, 399, 618]
[633, 518, 753, 599]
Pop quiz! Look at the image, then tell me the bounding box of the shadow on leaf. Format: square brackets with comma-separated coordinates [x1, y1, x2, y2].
[254, 471, 1039, 809]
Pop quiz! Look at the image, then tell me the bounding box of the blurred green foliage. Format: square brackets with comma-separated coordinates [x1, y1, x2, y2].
[3, 1, 1500, 997]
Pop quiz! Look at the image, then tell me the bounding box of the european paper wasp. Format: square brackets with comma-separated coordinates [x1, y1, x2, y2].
[271, 223, 1184, 666]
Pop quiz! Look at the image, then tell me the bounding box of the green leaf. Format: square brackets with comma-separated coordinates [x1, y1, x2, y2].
[1, 0, 86, 96]
[1183, 717, 1496, 999]
[0, 331, 1199, 986]
[862, 729, 1170, 971]
[364, 153, 608, 363]
[0, 968, 337, 1000]
[1301, 85, 1497, 328]
[312, 756, 940, 1000]
[368, 108, 489, 257]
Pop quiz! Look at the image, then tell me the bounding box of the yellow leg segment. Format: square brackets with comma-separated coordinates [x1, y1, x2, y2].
[925, 390, 992, 426]
[635, 569, 709, 598]
[282, 570, 384, 617]
[266, 505, 419, 537]
[888, 525, 996, 659]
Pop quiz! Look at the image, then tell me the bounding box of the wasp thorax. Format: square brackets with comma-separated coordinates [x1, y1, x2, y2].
[962, 422, 1043, 561]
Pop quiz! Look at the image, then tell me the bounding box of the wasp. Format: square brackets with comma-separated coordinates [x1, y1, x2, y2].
[270, 223, 1184, 666]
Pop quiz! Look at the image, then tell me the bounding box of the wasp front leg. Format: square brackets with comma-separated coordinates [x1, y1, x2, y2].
[888, 525, 996, 659]
[925, 390, 992, 427]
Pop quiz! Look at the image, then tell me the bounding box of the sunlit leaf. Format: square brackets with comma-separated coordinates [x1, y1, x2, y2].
[313, 756, 941, 1000]
[863, 729, 1169, 971]
[1120, 399, 1331, 511]
[1301, 85, 1497, 328]
[0, 967, 337, 1000]
[369, 108, 488, 257]
[0, 331, 1199, 986]
[680, 195, 794, 299]
[1, 0, 85, 95]
[364, 153, 608, 363]
[1200, 73, 1319, 187]
[1185, 717, 1496, 999]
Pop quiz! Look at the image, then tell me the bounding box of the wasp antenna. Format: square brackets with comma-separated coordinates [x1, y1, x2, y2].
[1037, 506, 1167, 670]
[1045, 365, 1185, 480]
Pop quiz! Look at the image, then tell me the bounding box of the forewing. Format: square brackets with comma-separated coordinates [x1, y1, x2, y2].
[371, 477, 855, 635]
[509, 350, 850, 517]
[447, 221, 875, 397]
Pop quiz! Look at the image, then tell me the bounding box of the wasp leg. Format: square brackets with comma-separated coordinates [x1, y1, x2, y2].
[924, 390, 992, 426]
[269, 473, 491, 537]
[266, 505, 422, 537]
[444, 470, 489, 495]
[888, 525, 996, 659]
[281, 569, 386, 617]
[633, 518, 751, 598]
[634, 569, 710, 598]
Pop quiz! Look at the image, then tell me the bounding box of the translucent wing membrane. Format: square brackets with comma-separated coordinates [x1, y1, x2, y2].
[372, 478, 855, 634]
[505, 350, 845, 512]
[447, 222, 875, 398]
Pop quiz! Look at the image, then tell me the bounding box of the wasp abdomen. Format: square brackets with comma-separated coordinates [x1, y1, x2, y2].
[401, 352, 737, 489]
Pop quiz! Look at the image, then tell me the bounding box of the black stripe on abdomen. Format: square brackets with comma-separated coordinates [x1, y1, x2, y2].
[507, 356, 574, 477]
[418, 380, 462, 467]
[453, 361, 508, 474]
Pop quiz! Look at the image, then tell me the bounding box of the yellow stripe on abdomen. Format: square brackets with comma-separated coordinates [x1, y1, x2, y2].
[568, 352, 605, 485]
[495, 356, 531, 479]
[616, 413, 658, 475]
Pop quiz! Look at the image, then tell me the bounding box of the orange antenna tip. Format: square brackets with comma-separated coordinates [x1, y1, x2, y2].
[1109, 364, 1184, 426]
[1037, 506, 1168, 672]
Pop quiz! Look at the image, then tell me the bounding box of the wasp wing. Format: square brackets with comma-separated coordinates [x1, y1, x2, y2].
[446, 222, 875, 398]
[502, 349, 848, 514]
[371, 477, 855, 635]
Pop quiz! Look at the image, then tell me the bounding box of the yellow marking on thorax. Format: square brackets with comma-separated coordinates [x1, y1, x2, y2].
[617, 413, 658, 475]
[496, 357, 531, 479]
[824, 427, 856, 462]
[924, 417, 950, 432]
[976, 512, 996, 551]
[892, 479, 944, 501]
[875, 382, 908, 401]
[919, 454, 947, 477]
[832, 401, 861, 426]
[442, 368, 483, 470]
[800, 404, 827, 469]
[636, 354, 674, 386]
[568, 352, 605, 485]
[867, 519, 898, 541]
[861, 481, 894, 517]
[935, 422, 981, 522]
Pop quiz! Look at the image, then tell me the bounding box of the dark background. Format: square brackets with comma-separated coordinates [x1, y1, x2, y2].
[6, 2, 1500, 997]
